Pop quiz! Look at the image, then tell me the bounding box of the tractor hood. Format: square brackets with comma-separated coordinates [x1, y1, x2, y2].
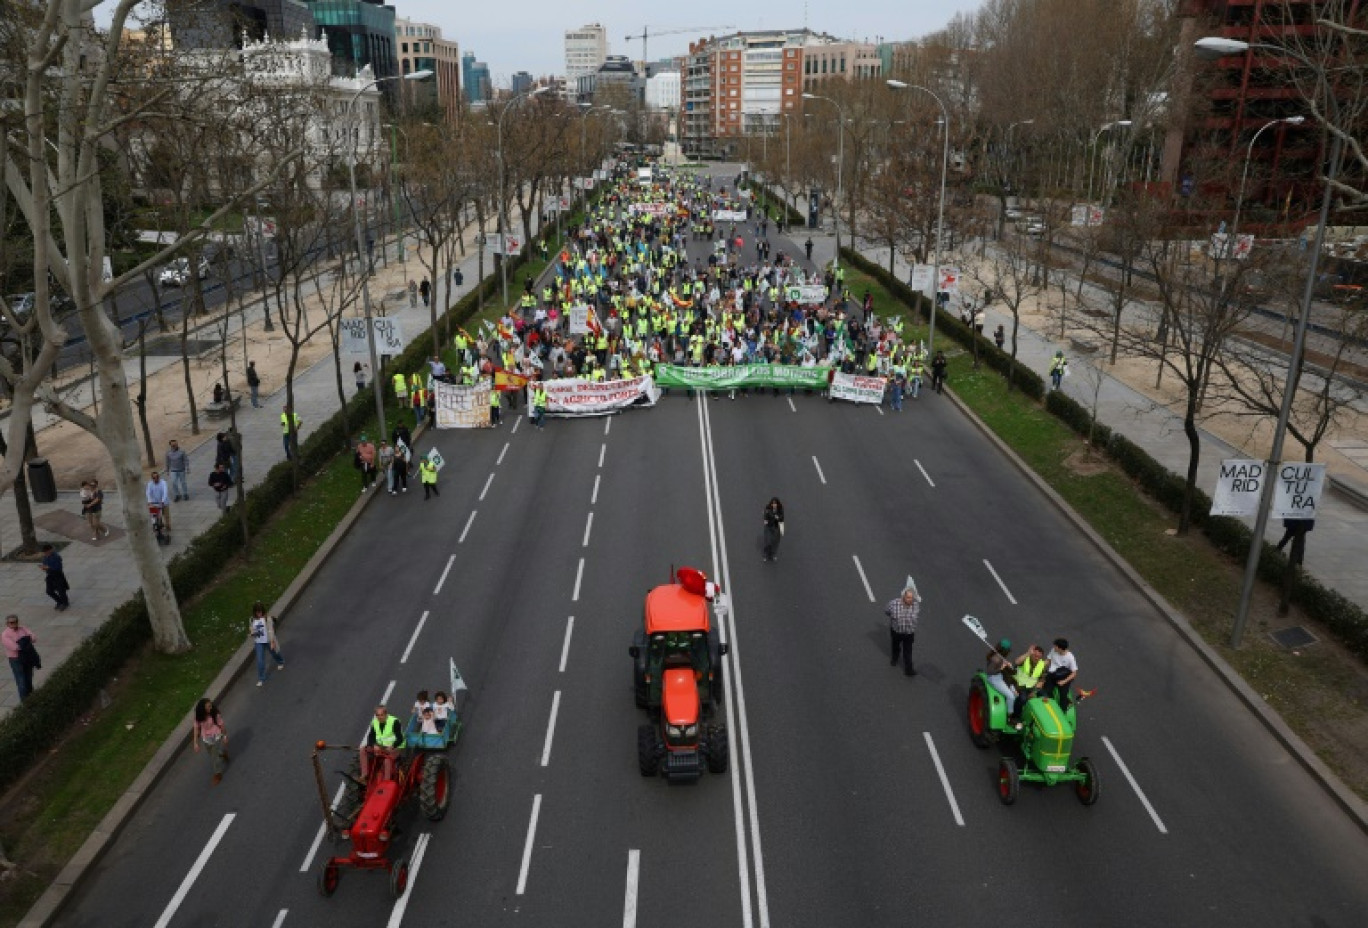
[1025, 698, 1075, 774]
[662, 668, 700, 726]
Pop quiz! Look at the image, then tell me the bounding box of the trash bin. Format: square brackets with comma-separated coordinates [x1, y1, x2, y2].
[27, 457, 57, 503]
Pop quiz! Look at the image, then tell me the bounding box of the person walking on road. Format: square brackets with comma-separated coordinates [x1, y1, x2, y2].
[419, 277, 431, 307]
[761, 498, 785, 562]
[39, 544, 70, 612]
[248, 601, 284, 686]
[931, 350, 947, 395]
[165, 439, 190, 501]
[420, 455, 440, 499]
[391, 441, 410, 494]
[378, 440, 396, 493]
[281, 405, 301, 460]
[354, 361, 369, 394]
[247, 360, 261, 408]
[216, 431, 238, 485]
[804, 238, 814, 262]
[1048, 351, 1068, 390]
[146, 471, 171, 531]
[355, 434, 377, 491]
[884, 583, 921, 676]
[192, 697, 229, 785]
[3, 615, 39, 702]
[208, 463, 233, 512]
[531, 381, 548, 429]
[81, 479, 110, 540]
[408, 279, 418, 308]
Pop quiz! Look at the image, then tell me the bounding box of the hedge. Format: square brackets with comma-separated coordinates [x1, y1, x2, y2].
[840, 245, 1368, 664]
[748, 179, 806, 226]
[0, 197, 597, 792]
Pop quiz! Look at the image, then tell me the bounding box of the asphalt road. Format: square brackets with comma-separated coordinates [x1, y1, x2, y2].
[52, 175, 1368, 928]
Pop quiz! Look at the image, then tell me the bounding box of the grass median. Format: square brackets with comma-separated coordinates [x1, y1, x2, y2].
[0, 450, 365, 926]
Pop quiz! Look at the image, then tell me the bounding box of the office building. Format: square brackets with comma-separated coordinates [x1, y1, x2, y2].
[462, 52, 491, 104]
[565, 23, 609, 84]
[305, 0, 397, 84]
[169, 0, 316, 49]
[800, 41, 882, 90]
[511, 71, 534, 95]
[394, 17, 461, 120]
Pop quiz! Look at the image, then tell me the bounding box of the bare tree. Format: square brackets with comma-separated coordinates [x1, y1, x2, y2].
[969, 231, 1043, 389]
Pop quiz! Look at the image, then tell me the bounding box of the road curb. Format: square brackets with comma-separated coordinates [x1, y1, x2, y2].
[16, 432, 419, 928]
[941, 384, 1368, 836]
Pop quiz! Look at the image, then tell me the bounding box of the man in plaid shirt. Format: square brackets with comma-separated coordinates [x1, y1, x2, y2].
[884, 585, 921, 676]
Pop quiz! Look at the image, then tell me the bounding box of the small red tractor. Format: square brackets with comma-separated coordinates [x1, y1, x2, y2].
[313, 661, 467, 897]
[629, 567, 730, 783]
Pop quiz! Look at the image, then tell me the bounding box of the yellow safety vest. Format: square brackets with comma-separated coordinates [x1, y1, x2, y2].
[280, 412, 300, 434]
[370, 716, 404, 749]
[1015, 656, 1046, 688]
[393, 373, 408, 398]
[420, 461, 438, 485]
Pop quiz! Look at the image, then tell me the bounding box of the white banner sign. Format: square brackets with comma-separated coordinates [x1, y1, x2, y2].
[910, 264, 935, 295]
[340, 317, 405, 356]
[1209, 232, 1255, 261]
[713, 209, 748, 222]
[829, 372, 886, 405]
[540, 375, 660, 417]
[630, 202, 668, 217]
[426, 448, 446, 471]
[785, 284, 828, 304]
[1211, 460, 1328, 518]
[568, 305, 591, 335]
[544, 199, 561, 213]
[594, 169, 607, 181]
[434, 381, 491, 429]
[938, 265, 961, 294]
[1071, 204, 1104, 227]
[574, 177, 596, 191]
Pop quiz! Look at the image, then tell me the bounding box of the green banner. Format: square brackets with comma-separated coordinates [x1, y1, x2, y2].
[653, 364, 829, 391]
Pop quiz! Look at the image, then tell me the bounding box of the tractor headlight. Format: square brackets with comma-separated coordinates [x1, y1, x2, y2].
[683, 724, 697, 738]
[667, 724, 682, 739]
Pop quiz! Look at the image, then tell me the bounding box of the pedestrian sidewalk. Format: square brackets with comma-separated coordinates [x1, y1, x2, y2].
[844, 239, 1368, 618]
[0, 217, 521, 718]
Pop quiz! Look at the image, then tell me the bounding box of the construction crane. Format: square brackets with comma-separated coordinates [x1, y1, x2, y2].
[624, 25, 735, 65]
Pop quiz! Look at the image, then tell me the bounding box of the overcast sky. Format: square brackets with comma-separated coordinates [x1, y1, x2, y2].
[106, 1, 982, 84]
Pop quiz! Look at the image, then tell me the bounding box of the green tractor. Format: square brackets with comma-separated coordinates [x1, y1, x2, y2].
[962, 616, 1100, 806]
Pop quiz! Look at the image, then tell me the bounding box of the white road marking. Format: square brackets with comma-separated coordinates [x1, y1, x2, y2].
[433, 555, 455, 596]
[458, 510, 477, 544]
[400, 611, 430, 665]
[914, 460, 936, 487]
[583, 511, 594, 547]
[983, 559, 1017, 605]
[851, 555, 875, 603]
[786, 397, 796, 413]
[385, 832, 432, 928]
[875, 405, 885, 416]
[271, 910, 288, 928]
[558, 616, 575, 673]
[1103, 736, 1169, 834]
[540, 691, 562, 767]
[479, 472, 495, 500]
[698, 396, 770, 928]
[515, 794, 542, 895]
[923, 733, 965, 827]
[592, 473, 601, 505]
[598, 443, 607, 468]
[511, 415, 522, 434]
[380, 679, 396, 706]
[153, 813, 235, 928]
[622, 849, 641, 928]
[605, 417, 612, 436]
[497, 442, 510, 465]
[573, 558, 585, 602]
[300, 822, 328, 873]
[811, 456, 827, 485]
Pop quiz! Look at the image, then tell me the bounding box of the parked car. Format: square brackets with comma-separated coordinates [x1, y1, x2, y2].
[159, 256, 210, 287]
[5, 290, 75, 323]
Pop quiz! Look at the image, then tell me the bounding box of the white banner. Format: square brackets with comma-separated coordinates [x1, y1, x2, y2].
[910, 264, 935, 295]
[785, 284, 828, 304]
[830, 372, 885, 405]
[340, 317, 405, 356]
[630, 202, 668, 217]
[1071, 204, 1104, 227]
[434, 381, 491, 429]
[540, 375, 660, 417]
[568, 305, 591, 335]
[713, 209, 748, 222]
[1211, 460, 1327, 518]
[937, 265, 961, 294]
[1209, 232, 1255, 261]
[574, 177, 596, 190]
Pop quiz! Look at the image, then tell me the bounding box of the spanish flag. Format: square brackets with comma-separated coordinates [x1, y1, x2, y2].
[494, 370, 530, 392]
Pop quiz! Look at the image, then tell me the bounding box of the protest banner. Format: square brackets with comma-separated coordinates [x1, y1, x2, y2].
[434, 380, 491, 429]
[784, 284, 829, 304]
[652, 365, 829, 391]
[713, 209, 748, 222]
[541, 375, 660, 416]
[830, 372, 887, 405]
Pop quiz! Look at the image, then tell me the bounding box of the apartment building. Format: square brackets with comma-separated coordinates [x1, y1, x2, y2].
[800, 41, 882, 90]
[565, 23, 610, 84]
[394, 17, 460, 120]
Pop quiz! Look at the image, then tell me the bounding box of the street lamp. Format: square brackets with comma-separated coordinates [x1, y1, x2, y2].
[1230, 116, 1305, 249]
[345, 69, 432, 443]
[1195, 36, 1340, 648]
[887, 78, 950, 358]
[1085, 120, 1133, 207]
[802, 92, 847, 268]
[496, 85, 549, 306]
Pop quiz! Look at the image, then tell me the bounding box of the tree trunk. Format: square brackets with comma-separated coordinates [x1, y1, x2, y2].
[0, 426, 39, 554]
[1178, 394, 1202, 536]
[180, 312, 200, 436]
[1278, 531, 1306, 617]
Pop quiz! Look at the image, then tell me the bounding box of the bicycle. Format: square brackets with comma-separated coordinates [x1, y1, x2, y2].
[149, 504, 170, 546]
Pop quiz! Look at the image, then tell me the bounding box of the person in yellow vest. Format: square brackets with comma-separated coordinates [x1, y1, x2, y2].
[419, 455, 440, 499]
[409, 371, 424, 398]
[531, 381, 548, 429]
[1011, 644, 1049, 724]
[281, 405, 301, 460]
[360, 705, 406, 780]
[909, 356, 924, 399]
[392, 371, 408, 403]
[489, 377, 502, 426]
[411, 384, 427, 427]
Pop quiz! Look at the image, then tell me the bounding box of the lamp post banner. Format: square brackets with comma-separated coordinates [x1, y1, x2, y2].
[1211, 460, 1326, 518]
[340, 318, 405, 356]
[540, 375, 660, 416]
[829, 372, 887, 405]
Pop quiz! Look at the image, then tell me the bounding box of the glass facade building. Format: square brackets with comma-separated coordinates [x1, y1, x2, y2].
[305, 0, 397, 84]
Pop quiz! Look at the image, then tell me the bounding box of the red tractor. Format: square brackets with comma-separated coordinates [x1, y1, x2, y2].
[629, 567, 730, 783]
[314, 662, 466, 897]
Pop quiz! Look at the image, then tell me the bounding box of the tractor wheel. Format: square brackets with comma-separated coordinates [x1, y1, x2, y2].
[1075, 757, 1101, 806]
[634, 680, 649, 709]
[705, 723, 730, 774]
[637, 724, 661, 777]
[317, 862, 340, 897]
[419, 754, 452, 821]
[389, 856, 410, 898]
[997, 758, 1020, 806]
[335, 757, 365, 827]
[967, 679, 991, 748]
